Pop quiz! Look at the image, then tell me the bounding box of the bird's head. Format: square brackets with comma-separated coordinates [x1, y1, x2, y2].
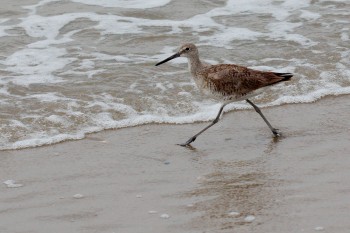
[155, 43, 198, 66]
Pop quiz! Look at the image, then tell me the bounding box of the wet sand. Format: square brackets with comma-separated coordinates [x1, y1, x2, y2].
[1, 95, 350, 233]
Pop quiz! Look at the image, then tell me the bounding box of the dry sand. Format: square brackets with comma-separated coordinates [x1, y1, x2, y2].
[1, 95, 350, 233]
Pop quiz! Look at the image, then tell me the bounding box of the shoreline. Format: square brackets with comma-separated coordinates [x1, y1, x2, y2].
[1, 95, 350, 233]
[2, 93, 348, 152]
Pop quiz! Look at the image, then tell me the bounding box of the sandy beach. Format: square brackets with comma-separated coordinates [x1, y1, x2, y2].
[1, 95, 349, 233]
[1, 0, 350, 232]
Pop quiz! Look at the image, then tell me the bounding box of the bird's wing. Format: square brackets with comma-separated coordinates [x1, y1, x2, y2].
[199, 64, 286, 97]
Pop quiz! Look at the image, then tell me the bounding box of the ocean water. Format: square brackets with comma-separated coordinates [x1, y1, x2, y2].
[0, 0, 349, 150]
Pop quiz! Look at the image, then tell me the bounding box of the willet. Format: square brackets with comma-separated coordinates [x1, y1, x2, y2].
[155, 43, 292, 147]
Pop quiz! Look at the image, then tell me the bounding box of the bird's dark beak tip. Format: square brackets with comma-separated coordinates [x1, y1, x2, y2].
[154, 53, 180, 67]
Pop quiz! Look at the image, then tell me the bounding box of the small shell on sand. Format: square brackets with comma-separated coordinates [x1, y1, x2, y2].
[3, 180, 23, 188]
[160, 213, 170, 219]
[73, 194, 84, 199]
[244, 215, 256, 222]
[228, 211, 240, 217]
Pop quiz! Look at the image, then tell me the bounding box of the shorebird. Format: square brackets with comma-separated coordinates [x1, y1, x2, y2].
[155, 43, 292, 147]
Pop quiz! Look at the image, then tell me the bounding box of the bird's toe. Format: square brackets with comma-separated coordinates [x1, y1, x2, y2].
[272, 129, 281, 137]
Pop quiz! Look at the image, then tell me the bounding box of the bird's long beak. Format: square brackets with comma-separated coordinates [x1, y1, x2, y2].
[155, 53, 180, 66]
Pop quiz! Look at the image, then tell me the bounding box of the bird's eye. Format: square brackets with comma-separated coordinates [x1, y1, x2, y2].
[185, 47, 190, 51]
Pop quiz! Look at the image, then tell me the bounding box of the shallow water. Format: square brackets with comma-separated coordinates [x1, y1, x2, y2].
[0, 0, 349, 150]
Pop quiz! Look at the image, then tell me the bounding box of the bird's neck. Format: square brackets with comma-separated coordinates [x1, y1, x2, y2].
[188, 55, 203, 77]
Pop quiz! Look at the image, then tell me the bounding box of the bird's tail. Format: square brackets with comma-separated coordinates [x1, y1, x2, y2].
[273, 72, 293, 81]
[265, 72, 293, 87]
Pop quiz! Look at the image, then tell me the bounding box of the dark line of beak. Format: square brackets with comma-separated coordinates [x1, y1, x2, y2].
[155, 53, 180, 66]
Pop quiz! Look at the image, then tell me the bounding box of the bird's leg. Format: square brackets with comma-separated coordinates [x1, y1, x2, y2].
[179, 104, 226, 147]
[246, 99, 280, 137]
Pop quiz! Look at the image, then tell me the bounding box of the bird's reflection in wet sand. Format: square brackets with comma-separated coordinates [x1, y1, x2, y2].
[182, 143, 282, 231]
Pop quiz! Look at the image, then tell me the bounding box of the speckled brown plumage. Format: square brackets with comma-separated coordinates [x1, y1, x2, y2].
[197, 64, 291, 100]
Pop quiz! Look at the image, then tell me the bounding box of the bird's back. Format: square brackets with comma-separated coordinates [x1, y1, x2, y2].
[194, 64, 292, 100]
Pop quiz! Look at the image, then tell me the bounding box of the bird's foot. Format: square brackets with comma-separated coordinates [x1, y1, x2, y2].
[177, 136, 196, 147]
[272, 129, 281, 137]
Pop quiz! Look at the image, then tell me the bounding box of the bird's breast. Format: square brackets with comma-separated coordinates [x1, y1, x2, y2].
[192, 76, 230, 100]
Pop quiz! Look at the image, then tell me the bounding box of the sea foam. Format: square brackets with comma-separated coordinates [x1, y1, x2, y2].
[70, 0, 171, 9]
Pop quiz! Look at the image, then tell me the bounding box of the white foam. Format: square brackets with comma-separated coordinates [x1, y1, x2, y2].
[207, 0, 309, 21]
[7, 75, 64, 86]
[341, 31, 349, 42]
[267, 22, 317, 46]
[0, 19, 11, 37]
[30, 93, 68, 102]
[16, 1, 316, 54]
[281, 0, 310, 11]
[5, 132, 86, 150]
[319, 0, 348, 2]
[204, 0, 315, 46]
[1, 45, 75, 86]
[70, 0, 171, 9]
[299, 10, 321, 21]
[9, 120, 29, 129]
[155, 83, 167, 92]
[20, 14, 74, 39]
[4, 47, 72, 74]
[23, 0, 61, 15]
[79, 59, 95, 69]
[200, 28, 262, 48]
[46, 115, 71, 126]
